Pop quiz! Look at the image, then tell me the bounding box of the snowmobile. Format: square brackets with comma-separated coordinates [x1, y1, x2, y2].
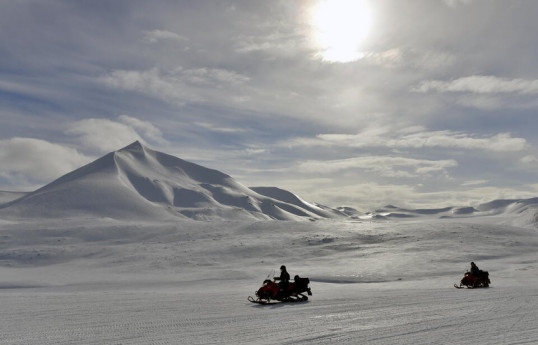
[248, 274, 312, 305]
[454, 270, 491, 289]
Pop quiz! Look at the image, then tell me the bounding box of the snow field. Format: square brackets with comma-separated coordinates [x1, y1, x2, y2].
[1, 282, 537, 344]
[0, 217, 537, 344]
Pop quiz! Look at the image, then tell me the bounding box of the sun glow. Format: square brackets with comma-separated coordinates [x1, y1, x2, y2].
[310, 0, 373, 63]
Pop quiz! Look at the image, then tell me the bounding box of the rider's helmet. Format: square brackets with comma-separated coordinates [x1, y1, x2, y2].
[280, 265, 286, 270]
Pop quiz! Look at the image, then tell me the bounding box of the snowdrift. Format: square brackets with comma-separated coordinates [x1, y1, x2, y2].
[0, 141, 344, 221]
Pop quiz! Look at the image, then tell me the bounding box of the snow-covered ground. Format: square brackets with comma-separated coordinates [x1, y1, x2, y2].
[1, 143, 537, 343]
[1, 216, 537, 344]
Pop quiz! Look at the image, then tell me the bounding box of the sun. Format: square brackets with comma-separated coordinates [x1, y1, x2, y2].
[310, 0, 373, 63]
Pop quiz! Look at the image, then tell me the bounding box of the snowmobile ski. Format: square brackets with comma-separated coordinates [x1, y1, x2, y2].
[248, 295, 308, 305]
[248, 296, 278, 305]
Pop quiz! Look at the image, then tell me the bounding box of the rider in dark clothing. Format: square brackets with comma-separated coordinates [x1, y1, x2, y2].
[469, 261, 490, 287]
[470, 262, 480, 276]
[274, 265, 290, 291]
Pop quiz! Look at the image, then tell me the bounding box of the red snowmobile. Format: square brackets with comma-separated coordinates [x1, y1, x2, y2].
[454, 270, 490, 288]
[248, 275, 312, 304]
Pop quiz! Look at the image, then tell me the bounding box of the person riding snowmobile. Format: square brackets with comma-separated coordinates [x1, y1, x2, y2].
[456, 261, 490, 288]
[274, 265, 290, 291]
[470, 262, 480, 276]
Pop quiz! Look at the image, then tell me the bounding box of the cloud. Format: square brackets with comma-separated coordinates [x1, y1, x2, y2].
[298, 156, 457, 178]
[242, 147, 267, 155]
[194, 122, 247, 133]
[101, 68, 200, 105]
[390, 131, 527, 152]
[362, 49, 455, 71]
[235, 32, 306, 57]
[414, 75, 538, 95]
[143, 30, 187, 43]
[0, 138, 91, 187]
[443, 0, 474, 7]
[117, 115, 167, 144]
[179, 67, 250, 86]
[0, 79, 65, 100]
[287, 127, 527, 152]
[455, 95, 503, 111]
[461, 180, 488, 186]
[100, 67, 250, 106]
[65, 115, 167, 153]
[363, 49, 403, 68]
[521, 155, 538, 164]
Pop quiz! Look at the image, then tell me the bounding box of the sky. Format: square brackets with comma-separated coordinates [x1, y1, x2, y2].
[1, 0, 538, 211]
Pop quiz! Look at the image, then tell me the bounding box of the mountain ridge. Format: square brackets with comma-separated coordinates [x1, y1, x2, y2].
[0, 141, 343, 221]
[1, 141, 537, 226]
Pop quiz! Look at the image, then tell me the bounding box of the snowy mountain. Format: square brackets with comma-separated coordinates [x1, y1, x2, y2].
[1, 141, 537, 226]
[0, 141, 345, 221]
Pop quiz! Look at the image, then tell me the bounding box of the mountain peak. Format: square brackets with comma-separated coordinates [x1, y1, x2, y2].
[0, 142, 348, 221]
[120, 140, 145, 152]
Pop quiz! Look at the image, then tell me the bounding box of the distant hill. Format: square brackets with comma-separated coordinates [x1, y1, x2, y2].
[251, 186, 347, 219]
[369, 198, 538, 228]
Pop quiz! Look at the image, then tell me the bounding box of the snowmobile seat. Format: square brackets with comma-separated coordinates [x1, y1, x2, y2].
[293, 275, 311, 293]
